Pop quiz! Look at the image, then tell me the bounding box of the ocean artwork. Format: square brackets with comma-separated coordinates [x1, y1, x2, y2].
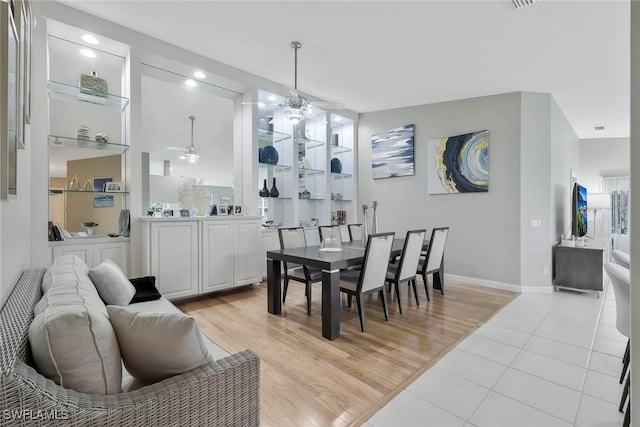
[93, 194, 115, 208]
[427, 130, 489, 194]
[371, 124, 415, 179]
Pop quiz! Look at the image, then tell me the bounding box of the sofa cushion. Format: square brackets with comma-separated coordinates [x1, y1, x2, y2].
[29, 255, 122, 395]
[107, 305, 212, 383]
[129, 276, 162, 303]
[89, 259, 136, 306]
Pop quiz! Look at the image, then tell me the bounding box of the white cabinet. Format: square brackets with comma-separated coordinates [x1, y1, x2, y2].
[142, 217, 262, 300]
[50, 238, 129, 275]
[149, 221, 199, 300]
[201, 222, 234, 292]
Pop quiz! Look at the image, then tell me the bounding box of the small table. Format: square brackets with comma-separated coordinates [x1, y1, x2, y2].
[553, 239, 609, 298]
[266, 239, 426, 340]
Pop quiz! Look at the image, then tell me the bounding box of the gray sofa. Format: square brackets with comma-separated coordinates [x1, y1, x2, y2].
[0, 268, 260, 426]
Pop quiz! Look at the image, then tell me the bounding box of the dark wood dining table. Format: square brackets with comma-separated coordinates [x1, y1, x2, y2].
[266, 239, 435, 340]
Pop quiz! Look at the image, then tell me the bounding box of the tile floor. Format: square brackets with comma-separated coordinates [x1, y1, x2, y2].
[365, 280, 627, 427]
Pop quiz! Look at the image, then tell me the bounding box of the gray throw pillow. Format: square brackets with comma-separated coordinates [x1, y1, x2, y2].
[107, 305, 211, 382]
[89, 259, 136, 305]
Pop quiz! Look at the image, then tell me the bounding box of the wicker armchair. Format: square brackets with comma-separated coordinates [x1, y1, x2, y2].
[0, 269, 260, 426]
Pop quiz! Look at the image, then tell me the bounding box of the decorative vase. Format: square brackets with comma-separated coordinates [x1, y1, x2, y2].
[259, 179, 270, 197]
[331, 134, 339, 146]
[361, 205, 369, 247]
[267, 116, 274, 132]
[269, 178, 279, 198]
[80, 71, 108, 97]
[259, 145, 279, 165]
[330, 158, 342, 174]
[69, 174, 79, 190]
[371, 201, 379, 234]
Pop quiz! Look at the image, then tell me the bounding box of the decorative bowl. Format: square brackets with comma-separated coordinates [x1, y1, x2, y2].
[259, 146, 279, 165]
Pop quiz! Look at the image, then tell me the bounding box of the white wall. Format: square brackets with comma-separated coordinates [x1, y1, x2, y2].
[629, 1, 639, 422]
[358, 92, 522, 288]
[578, 137, 630, 192]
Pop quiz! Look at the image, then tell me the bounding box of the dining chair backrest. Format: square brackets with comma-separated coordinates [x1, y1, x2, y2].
[424, 227, 449, 273]
[604, 262, 630, 338]
[397, 229, 427, 281]
[359, 232, 395, 293]
[279, 227, 307, 249]
[348, 224, 363, 241]
[319, 225, 340, 242]
[338, 225, 351, 243]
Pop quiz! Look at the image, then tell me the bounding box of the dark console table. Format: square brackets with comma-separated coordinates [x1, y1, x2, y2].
[553, 239, 608, 297]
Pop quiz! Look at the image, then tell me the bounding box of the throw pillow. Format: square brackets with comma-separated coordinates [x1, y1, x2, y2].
[129, 276, 162, 303]
[106, 305, 211, 382]
[89, 259, 136, 306]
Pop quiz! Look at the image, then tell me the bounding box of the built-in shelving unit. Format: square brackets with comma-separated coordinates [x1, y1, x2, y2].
[47, 80, 130, 111]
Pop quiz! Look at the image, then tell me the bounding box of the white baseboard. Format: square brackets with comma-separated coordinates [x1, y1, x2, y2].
[445, 274, 555, 294]
[445, 274, 521, 292]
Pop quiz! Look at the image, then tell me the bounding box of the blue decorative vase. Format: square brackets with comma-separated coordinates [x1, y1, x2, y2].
[330, 157, 342, 173]
[260, 146, 279, 165]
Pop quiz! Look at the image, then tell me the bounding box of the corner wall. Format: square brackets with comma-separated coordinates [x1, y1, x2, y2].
[578, 137, 630, 192]
[358, 92, 522, 288]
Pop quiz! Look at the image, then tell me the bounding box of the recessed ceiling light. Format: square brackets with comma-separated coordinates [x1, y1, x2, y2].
[257, 102, 266, 108]
[193, 71, 205, 79]
[267, 95, 277, 101]
[595, 125, 605, 131]
[80, 49, 96, 58]
[334, 117, 342, 122]
[185, 79, 197, 87]
[81, 34, 99, 45]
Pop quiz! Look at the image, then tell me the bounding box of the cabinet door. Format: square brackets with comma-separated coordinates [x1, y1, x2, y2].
[93, 242, 129, 276]
[234, 220, 262, 286]
[150, 222, 199, 300]
[201, 222, 234, 292]
[261, 230, 281, 279]
[52, 245, 92, 265]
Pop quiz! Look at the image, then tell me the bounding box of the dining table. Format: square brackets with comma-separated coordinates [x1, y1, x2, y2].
[266, 238, 438, 340]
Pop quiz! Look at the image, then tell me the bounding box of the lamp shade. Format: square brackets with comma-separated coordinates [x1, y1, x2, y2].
[589, 193, 610, 209]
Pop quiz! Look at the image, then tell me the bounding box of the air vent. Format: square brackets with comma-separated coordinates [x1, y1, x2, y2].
[512, 0, 535, 9]
[595, 126, 605, 131]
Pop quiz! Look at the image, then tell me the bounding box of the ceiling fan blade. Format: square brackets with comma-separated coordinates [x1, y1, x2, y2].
[165, 147, 187, 151]
[308, 100, 346, 110]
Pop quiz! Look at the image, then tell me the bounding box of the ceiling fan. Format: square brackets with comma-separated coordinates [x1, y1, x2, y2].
[165, 116, 200, 163]
[248, 41, 345, 123]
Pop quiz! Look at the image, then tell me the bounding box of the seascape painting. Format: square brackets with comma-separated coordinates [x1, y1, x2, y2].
[427, 130, 489, 194]
[371, 124, 414, 179]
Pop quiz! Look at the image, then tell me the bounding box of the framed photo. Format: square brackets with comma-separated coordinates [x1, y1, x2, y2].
[93, 194, 114, 208]
[163, 209, 174, 217]
[233, 205, 243, 216]
[216, 204, 228, 215]
[93, 177, 112, 192]
[180, 209, 190, 217]
[104, 181, 123, 192]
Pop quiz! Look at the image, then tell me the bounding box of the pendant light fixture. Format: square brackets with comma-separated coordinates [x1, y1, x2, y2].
[179, 115, 200, 163]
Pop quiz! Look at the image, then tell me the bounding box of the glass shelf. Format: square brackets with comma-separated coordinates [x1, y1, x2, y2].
[299, 197, 324, 201]
[48, 135, 129, 153]
[331, 172, 353, 179]
[259, 196, 292, 200]
[258, 129, 292, 144]
[48, 81, 130, 111]
[296, 137, 325, 150]
[258, 162, 292, 172]
[298, 167, 325, 177]
[331, 198, 353, 202]
[330, 145, 352, 155]
[49, 189, 129, 194]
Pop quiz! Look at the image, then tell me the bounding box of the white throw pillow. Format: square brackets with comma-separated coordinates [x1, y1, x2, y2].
[106, 305, 211, 382]
[89, 259, 136, 306]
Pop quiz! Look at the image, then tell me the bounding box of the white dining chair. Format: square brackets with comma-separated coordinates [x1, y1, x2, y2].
[385, 229, 426, 313]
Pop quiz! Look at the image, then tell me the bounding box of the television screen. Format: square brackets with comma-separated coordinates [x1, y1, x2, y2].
[572, 183, 588, 237]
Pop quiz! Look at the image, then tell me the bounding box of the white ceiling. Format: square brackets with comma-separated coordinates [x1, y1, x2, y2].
[57, 0, 630, 139]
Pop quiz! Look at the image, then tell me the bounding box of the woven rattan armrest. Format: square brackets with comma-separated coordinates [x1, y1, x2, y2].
[3, 350, 259, 427]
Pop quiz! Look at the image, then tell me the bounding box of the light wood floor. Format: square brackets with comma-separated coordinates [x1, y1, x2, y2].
[178, 278, 517, 427]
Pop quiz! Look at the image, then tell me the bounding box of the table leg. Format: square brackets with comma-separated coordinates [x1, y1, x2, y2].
[267, 258, 281, 314]
[322, 269, 341, 340]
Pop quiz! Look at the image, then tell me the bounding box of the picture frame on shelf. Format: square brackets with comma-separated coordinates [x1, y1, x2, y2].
[104, 181, 123, 192]
[180, 209, 190, 217]
[163, 209, 174, 218]
[93, 177, 112, 192]
[216, 204, 228, 215]
[233, 205, 243, 216]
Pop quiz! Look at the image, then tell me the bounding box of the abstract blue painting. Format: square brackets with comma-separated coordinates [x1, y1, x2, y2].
[427, 130, 489, 194]
[371, 124, 415, 179]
